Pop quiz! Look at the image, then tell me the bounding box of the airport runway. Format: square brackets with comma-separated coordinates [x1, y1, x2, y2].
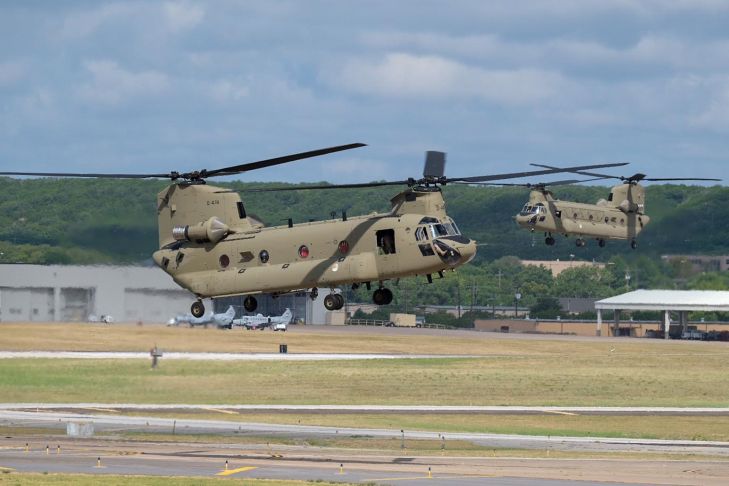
[2, 409, 729, 457]
[2, 433, 728, 485]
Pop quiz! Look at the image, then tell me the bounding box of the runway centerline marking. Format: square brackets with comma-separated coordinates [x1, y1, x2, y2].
[545, 410, 578, 416]
[216, 466, 257, 476]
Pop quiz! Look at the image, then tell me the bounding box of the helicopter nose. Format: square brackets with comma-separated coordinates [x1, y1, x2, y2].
[514, 214, 531, 227]
[459, 238, 477, 265]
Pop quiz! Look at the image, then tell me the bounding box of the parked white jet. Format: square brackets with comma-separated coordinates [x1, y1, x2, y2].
[234, 308, 293, 330]
[169, 305, 236, 329]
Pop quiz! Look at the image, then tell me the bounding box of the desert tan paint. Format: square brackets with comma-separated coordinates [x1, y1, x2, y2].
[514, 183, 650, 244]
[153, 183, 477, 299]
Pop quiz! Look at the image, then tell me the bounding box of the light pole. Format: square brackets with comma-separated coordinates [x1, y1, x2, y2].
[514, 288, 522, 318]
[625, 270, 631, 292]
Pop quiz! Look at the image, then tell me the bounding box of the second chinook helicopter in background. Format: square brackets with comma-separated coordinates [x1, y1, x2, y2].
[508, 165, 720, 249]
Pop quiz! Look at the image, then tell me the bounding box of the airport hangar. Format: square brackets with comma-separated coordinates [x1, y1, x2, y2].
[0, 264, 334, 324]
[595, 289, 729, 337]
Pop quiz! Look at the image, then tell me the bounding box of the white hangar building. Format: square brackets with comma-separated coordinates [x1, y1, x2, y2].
[595, 289, 729, 338]
[0, 264, 194, 323]
[0, 264, 335, 324]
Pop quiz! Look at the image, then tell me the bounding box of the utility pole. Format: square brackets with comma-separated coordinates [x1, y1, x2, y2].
[470, 278, 476, 314]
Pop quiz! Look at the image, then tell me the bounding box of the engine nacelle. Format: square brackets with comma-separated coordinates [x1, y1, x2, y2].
[172, 216, 230, 244]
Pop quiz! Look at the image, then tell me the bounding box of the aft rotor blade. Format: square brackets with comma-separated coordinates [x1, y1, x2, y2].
[460, 177, 606, 187]
[204, 143, 366, 178]
[452, 162, 628, 183]
[642, 177, 721, 182]
[529, 163, 620, 180]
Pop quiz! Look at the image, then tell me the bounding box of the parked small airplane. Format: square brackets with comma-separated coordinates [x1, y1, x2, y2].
[234, 308, 293, 330]
[169, 305, 236, 329]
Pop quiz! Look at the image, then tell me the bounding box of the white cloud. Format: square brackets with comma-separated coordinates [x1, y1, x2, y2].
[61, 3, 134, 39]
[330, 53, 567, 105]
[77, 60, 169, 106]
[163, 1, 205, 32]
[209, 79, 249, 102]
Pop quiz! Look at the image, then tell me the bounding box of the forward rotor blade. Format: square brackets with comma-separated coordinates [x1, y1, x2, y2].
[452, 162, 628, 183]
[204, 143, 366, 178]
[221, 179, 411, 193]
[530, 164, 721, 183]
[0, 171, 172, 179]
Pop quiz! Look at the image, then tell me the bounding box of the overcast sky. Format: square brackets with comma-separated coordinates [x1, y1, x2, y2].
[1, 1, 728, 184]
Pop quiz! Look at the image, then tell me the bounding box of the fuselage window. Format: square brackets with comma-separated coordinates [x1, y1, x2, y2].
[377, 229, 396, 255]
[415, 226, 429, 241]
[237, 201, 246, 219]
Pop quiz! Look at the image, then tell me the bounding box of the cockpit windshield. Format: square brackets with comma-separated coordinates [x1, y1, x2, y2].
[429, 220, 461, 239]
[415, 219, 462, 241]
[519, 203, 544, 216]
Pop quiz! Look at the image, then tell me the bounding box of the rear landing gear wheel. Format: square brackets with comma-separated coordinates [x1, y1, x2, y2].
[373, 288, 393, 306]
[575, 238, 586, 247]
[598, 239, 606, 248]
[310, 287, 319, 301]
[244, 296, 258, 312]
[191, 300, 205, 318]
[545, 236, 555, 246]
[630, 239, 637, 250]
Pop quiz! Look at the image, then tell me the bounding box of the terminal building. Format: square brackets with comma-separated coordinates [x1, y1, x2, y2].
[0, 264, 334, 324]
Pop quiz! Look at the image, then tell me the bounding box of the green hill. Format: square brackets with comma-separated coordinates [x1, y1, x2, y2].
[0, 177, 725, 265]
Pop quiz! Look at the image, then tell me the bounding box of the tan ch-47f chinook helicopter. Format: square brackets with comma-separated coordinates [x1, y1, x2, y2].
[509, 164, 721, 249]
[1, 144, 626, 317]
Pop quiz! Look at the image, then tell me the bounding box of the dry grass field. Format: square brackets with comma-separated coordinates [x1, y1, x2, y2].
[2, 322, 728, 441]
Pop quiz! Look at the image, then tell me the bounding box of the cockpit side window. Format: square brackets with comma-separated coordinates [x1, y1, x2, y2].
[415, 226, 429, 241]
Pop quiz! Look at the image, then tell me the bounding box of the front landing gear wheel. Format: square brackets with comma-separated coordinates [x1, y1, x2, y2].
[545, 236, 555, 246]
[244, 296, 258, 312]
[373, 288, 393, 306]
[575, 238, 586, 247]
[630, 239, 638, 250]
[191, 300, 205, 318]
[598, 239, 606, 248]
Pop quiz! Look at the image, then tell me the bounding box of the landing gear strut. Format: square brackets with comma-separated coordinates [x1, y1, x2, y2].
[324, 293, 345, 311]
[372, 287, 393, 306]
[598, 239, 606, 248]
[191, 300, 205, 318]
[244, 296, 258, 312]
[545, 235, 555, 246]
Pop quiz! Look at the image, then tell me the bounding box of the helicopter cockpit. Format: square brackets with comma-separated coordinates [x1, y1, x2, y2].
[519, 202, 546, 216]
[414, 218, 462, 242]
